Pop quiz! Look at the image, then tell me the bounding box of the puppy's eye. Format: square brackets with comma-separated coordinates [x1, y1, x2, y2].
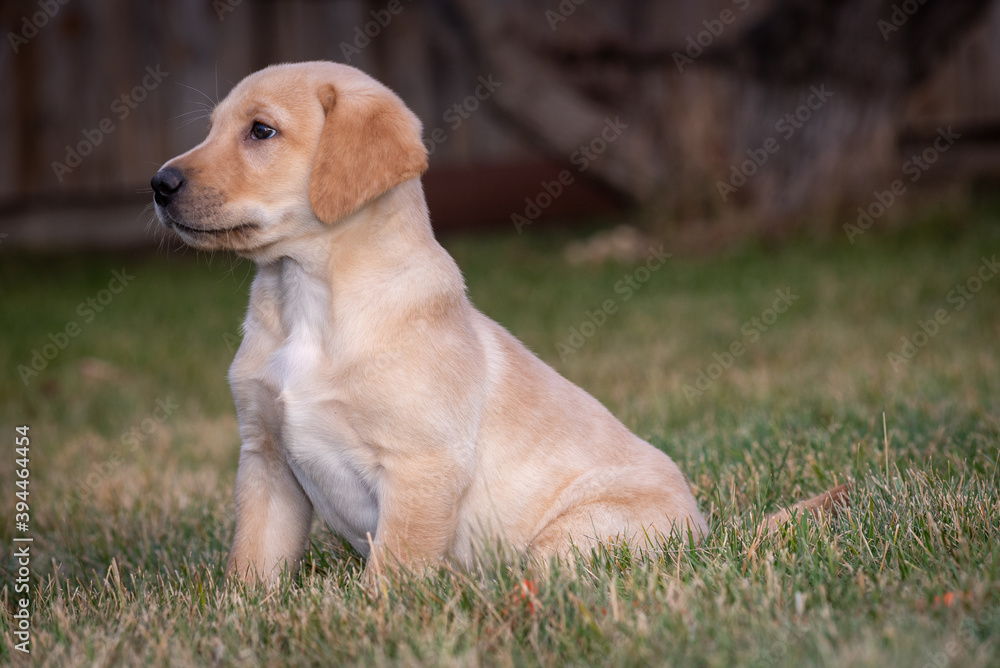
[250, 121, 277, 140]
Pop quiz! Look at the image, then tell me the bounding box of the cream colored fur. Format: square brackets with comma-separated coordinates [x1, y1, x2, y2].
[153, 61, 707, 584]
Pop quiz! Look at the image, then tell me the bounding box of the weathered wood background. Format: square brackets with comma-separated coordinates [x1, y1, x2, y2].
[1, 0, 999, 244]
[1, 1, 543, 206]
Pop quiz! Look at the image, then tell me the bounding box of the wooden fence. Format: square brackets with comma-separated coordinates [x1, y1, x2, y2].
[1, 0, 1000, 242]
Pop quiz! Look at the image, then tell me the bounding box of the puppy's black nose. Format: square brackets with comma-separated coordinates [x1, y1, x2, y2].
[151, 167, 184, 207]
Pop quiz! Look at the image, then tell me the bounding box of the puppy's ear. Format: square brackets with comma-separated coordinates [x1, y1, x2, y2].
[309, 84, 429, 224]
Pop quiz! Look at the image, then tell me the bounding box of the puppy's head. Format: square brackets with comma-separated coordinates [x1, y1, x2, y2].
[151, 61, 428, 255]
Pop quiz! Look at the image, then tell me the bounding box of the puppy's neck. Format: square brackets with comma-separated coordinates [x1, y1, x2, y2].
[260, 179, 465, 310]
[326, 177, 440, 276]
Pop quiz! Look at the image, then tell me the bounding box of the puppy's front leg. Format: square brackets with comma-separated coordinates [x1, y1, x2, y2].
[226, 446, 313, 585]
[365, 459, 470, 581]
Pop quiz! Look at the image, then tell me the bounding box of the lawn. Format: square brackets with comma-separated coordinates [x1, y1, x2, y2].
[1, 202, 998, 666]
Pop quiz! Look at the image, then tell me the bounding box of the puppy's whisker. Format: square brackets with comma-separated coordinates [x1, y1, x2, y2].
[239, 261, 254, 291]
[171, 107, 212, 118]
[169, 109, 212, 124]
[178, 117, 211, 130]
[176, 82, 218, 111]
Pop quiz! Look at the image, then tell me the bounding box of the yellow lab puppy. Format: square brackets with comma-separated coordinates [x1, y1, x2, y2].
[151, 61, 707, 584]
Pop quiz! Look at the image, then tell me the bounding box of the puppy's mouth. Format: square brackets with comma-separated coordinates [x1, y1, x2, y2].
[169, 218, 258, 237]
[157, 207, 258, 240]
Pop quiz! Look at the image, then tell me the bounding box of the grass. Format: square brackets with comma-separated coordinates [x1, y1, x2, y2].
[1, 202, 998, 666]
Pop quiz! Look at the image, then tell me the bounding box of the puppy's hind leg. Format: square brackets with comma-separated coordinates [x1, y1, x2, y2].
[527, 501, 670, 563]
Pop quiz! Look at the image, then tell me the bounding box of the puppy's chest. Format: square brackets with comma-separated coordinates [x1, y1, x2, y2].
[262, 278, 350, 451]
[249, 273, 381, 549]
[270, 326, 326, 400]
[250, 265, 363, 467]
[266, 276, 332, 409]
[266, 327, 360, 465]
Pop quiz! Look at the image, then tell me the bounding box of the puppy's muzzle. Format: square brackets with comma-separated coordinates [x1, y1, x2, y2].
[151, 167, 185, 208]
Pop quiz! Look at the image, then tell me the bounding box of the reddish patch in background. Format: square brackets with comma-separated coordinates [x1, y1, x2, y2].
[424, 160, 626, 233]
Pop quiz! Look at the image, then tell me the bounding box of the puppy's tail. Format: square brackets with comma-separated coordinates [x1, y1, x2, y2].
[764, 483, 851, 534]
